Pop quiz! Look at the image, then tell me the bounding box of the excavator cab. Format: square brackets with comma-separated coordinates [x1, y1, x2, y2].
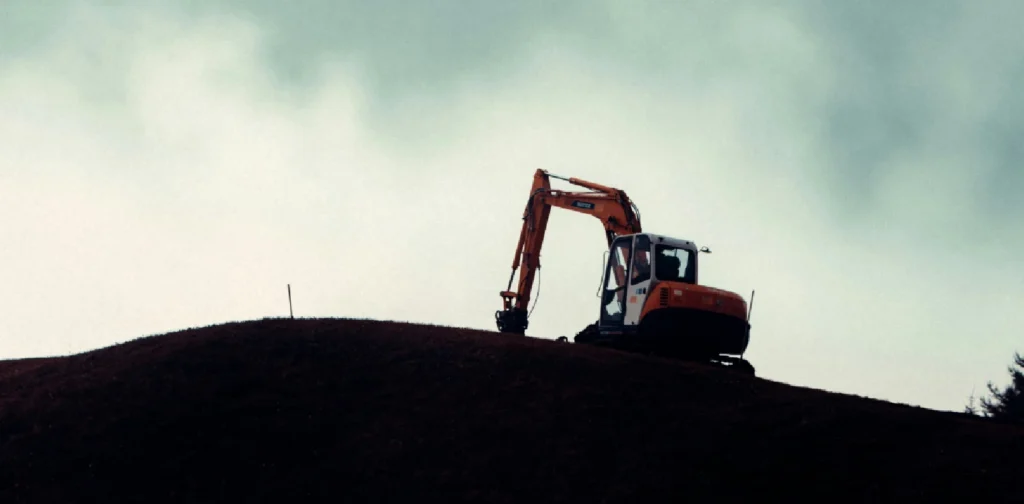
[592, 232, 750, 365]
[598, 233, 699, 331]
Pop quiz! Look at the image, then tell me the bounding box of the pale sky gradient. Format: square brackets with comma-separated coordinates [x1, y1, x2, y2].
[2, 1, 1022, 412]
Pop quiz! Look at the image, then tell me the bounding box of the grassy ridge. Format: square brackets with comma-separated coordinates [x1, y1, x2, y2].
[0, 318, 1021, 503]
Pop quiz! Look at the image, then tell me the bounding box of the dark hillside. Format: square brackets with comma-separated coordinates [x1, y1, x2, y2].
[1, 318, 1021, 503]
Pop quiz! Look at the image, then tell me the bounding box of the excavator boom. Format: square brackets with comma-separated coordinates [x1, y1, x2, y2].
[496, 169, 642, 334]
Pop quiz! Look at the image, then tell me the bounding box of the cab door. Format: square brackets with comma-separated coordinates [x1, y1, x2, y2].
[623, 234, 652, 328]
[598, 235, 634, 331]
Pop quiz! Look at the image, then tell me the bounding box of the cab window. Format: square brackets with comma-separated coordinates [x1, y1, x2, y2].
[630, 235, 651, 284]
[601, 237, 633, 320]
[654, 244, 696, 284]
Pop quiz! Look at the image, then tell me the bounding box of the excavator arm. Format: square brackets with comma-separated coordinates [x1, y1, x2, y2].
[496, 169, 642, 334]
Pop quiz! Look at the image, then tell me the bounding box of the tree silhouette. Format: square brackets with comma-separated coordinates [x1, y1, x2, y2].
[966, 352, 1024, 423]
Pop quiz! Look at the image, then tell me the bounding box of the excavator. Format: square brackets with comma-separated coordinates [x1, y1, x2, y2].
[496, 169, 755, 375]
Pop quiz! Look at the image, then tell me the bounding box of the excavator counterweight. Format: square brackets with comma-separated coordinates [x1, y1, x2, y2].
[496, 169, 755, 375]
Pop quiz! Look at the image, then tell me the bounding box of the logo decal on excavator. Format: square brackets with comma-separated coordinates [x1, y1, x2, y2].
[571, 201, 595, 210]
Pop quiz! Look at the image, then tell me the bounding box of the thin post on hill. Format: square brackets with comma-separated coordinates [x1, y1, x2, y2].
[288, 284, 294, 319]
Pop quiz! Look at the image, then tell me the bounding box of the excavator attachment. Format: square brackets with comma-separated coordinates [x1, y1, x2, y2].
[495, 169, 640, 335]
[496, 292, 528, 334]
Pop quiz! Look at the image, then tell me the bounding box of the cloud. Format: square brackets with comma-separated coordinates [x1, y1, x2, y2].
[1, 1, 1022, 413]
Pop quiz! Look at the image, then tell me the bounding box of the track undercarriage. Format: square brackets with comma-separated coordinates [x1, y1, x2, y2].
[569, 322, 756, 376]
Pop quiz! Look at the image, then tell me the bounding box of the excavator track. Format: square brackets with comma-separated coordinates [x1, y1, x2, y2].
[568, 323, 755, 376]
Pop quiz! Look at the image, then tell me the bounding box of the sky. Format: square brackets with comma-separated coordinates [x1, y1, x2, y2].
[2, 0, 1023, 412]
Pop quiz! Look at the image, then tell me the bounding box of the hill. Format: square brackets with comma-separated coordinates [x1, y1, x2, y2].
[1, 318, 1021, 502]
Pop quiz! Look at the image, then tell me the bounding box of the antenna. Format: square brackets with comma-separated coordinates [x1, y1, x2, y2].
[747, 289, 755, 321]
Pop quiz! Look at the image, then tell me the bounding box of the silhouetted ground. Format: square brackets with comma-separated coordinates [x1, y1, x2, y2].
[0, 318, 1021, 503]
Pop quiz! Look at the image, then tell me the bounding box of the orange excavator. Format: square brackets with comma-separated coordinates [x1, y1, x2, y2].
[496, 169, 755, 375]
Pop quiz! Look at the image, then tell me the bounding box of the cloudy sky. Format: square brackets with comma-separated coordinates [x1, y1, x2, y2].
[2, 1, 1022, 412]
